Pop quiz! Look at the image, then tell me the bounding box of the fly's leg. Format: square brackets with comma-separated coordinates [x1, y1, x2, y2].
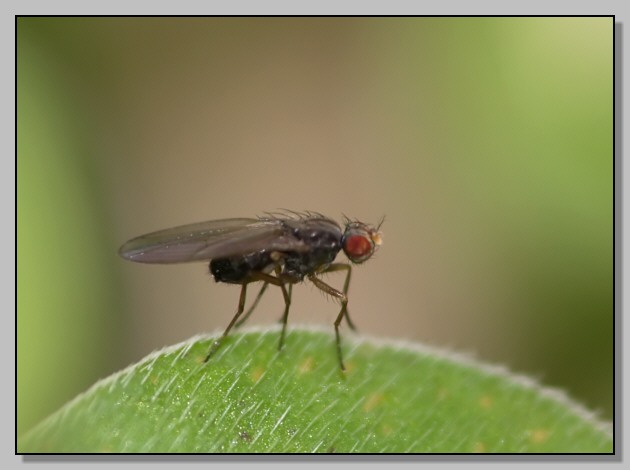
[308, 274, 349, 371]
[204, 283, 248, 362]
[272, 282, 293, 327]
[276, 280, 292, 352]
[245, 269, 293, 353]
[319, 263, 357, 331]
[234, 281, 269, 328]
[265, 265, 292, 351]
[205, 271, 290, 363]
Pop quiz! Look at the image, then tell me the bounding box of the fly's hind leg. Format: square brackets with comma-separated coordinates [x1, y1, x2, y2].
[204, 282, 249, 362]
[204, 258, 297, 365]
[205, 270, 291, 363]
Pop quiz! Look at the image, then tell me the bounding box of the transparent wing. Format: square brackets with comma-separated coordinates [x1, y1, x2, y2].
[118, 218, 308, 264]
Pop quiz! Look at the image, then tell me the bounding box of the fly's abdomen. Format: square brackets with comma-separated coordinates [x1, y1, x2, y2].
[210, 251, 273, 284]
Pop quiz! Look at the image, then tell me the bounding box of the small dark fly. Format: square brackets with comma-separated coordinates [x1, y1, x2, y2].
[118, 211, 383, 370]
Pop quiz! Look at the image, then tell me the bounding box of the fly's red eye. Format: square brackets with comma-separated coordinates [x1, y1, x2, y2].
[341, 221, 382, 264]
[343, 234, 373, 263]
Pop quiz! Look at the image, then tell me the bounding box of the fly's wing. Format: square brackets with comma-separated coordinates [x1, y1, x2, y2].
[118, 218, 308, 264]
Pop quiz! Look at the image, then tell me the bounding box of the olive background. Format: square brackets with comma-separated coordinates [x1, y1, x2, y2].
[18, 17, 613, 435]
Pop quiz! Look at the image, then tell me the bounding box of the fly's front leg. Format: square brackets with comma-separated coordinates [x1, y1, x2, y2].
[308, 274, 349, 371]
[319, 263, 357, 331]
[204, 282, 248, 362]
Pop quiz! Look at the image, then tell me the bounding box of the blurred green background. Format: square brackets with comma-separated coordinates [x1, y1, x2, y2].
[17, 17, 613, 436]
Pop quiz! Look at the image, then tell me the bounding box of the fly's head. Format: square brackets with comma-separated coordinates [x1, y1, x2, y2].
[341, 217, 384, 264]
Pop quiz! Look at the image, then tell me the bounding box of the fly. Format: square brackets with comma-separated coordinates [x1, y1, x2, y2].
[118, 211, 383, 371]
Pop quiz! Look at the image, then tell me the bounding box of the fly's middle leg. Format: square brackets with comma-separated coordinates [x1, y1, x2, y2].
[245, 269, 293, 352]
[235, 281, 269, 328]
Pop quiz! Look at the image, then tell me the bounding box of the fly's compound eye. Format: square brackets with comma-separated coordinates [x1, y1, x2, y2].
[341, 222, 383, 264]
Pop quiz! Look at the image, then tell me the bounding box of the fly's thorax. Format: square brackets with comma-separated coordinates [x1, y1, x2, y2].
[209, 217, 349, 283]
[280, 221, 343, 279]
[283, 217, 342, 239]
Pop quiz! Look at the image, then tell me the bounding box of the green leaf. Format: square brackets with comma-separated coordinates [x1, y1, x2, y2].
[18, 327, 612, 453]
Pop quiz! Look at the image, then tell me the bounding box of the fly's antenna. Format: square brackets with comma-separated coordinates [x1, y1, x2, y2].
[376, 215, 386, 231]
